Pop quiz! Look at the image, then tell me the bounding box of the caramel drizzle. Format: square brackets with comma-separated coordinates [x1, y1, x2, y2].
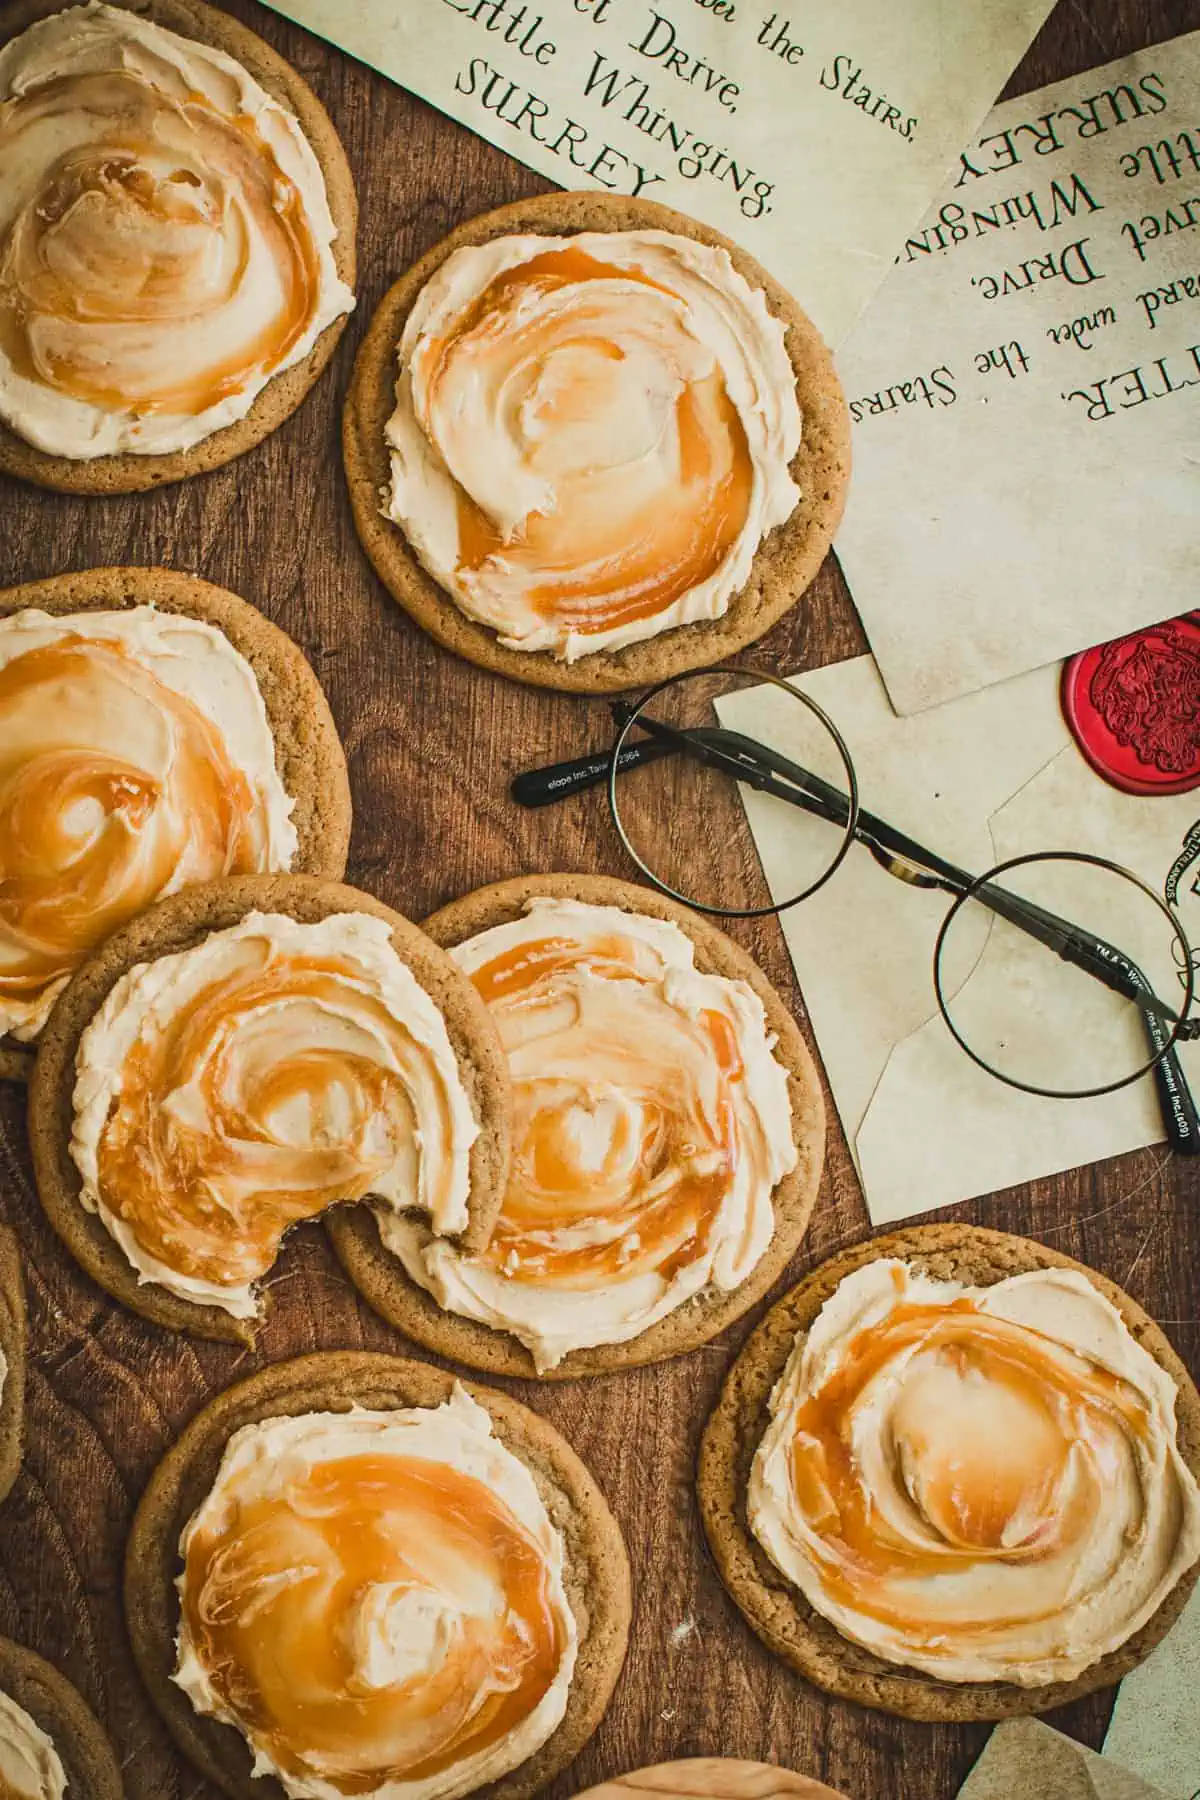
[182, 1451, 566, 1793]
[420, 246, 754, 636]
[0, 636, 262, 1011]
[787, 1299, 1153, 1643]
[95, 948, 457, 1289]
[468, 933, 742, 1288]
[0, 68, 321, 415]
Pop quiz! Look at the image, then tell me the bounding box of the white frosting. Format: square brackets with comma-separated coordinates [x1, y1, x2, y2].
[0, 3, 354, 458]
[385, 230, 801, 660]
[384, 898, 797, 1369]
[70, 911, 479, 1317]
[347, 1583, 459, 1693]
[0, 605, 297, 1043]
[174, 1386, 578, 1800]
[0, 1689, 66, 1800]
[749, 1259, 1200, 1686]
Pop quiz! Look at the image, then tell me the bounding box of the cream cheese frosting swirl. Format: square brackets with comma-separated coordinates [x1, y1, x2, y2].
[70, 911, 480, 1317]
[174, 1386, 577, 1800]
[384, 899, 797, 1370]
[0, 1688, 66, 1800]
[385, 231, 802, 661]
[0, 606, 297, 1045]
[0, 2, 354, 459]
[748, 1259, 1200, 1686]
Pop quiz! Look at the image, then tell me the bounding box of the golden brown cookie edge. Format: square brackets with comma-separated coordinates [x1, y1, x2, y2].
[343, 192, 850, 693]
[0, 0, 357, 495]
[0, 1636, 125, 1800]
[26, 874, 511, 1342]
[696, 1221, 1200, 1721]
[0, 1228, 26, 1503]
[569, 1759, 852, 1800]
[330, 871, 825, 1379]
[124, 1350, 631, 1800]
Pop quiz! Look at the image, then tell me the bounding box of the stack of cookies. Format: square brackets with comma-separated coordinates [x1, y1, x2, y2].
[0, 3, 1196, 1799]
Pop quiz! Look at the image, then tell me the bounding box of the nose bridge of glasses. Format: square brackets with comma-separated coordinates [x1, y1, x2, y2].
[866, 843, 947, 889]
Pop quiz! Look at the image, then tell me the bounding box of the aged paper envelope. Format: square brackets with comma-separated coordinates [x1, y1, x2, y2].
[836, 31, 1200, 714]
[1105, 1586, 1200, 1800]
[957, 1720, 1169, 1800]
[260, 0, 1053, 343]
[718, 658, 1200, 1224]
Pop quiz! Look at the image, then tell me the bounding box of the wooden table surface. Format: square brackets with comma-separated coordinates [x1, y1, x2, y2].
[2, 2, 1199, 1797]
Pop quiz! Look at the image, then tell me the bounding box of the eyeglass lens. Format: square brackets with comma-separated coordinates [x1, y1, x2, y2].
[609, 669, 856, 916]
[935, 852, 1193, 1099]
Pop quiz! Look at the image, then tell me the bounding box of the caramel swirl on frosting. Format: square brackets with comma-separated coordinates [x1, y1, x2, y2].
[0, 3, 353, 459]
[0, 607, 296, 1045]
[384, 899, 797, 1369]
[749, 1260, 1200, 1686]
[70, 912, 479, 1317]
[0, 1689, 65, 1800]
[385, 232, 801, 660]
[175, 1388, 577, 1800]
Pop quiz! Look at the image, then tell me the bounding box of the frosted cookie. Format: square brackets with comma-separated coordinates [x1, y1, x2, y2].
[0, 0, 356, 493]
[698, 1223, 1200, 1720]
[27, 875, 510, 1342]
[0, 568, 351, 1082]
[0, 1228, 25, 1504]
[0, 1637, 123, 1800]
[331, 873, 825, 1378]
[345, 194, 850, 692]
[568, 1762, 851, 1800]
[125, 1351, 631, 1800]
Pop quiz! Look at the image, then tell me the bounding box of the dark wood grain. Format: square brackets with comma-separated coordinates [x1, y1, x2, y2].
[0, 4, 1198, 1799]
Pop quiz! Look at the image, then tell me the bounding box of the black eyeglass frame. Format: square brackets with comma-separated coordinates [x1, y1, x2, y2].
[512, 663, 1199, 1150]
[933, 848, 1196, 1105]
[608, 666, 861, 921]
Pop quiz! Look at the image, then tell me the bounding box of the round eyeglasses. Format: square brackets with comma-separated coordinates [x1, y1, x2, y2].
[512, 665, 1199, 1150]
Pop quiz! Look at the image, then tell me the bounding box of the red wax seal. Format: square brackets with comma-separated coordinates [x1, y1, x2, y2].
[1061, 611, 1200, 796]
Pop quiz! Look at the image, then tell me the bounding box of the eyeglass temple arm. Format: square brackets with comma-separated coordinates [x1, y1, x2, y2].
[1131, 978, 1200, 1153]
[511, 736, 674, 808]
[508, 710, 865, 811]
